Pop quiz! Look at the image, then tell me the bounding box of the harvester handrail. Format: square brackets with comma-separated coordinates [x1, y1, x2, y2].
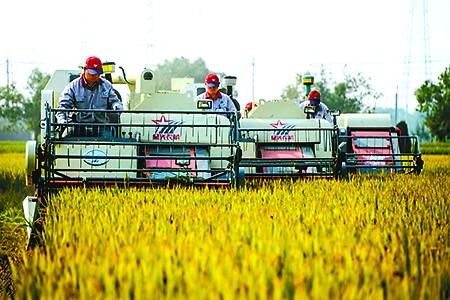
[49, 121, 235, 129]
[52, 154, 235, 161]
[50, 140, 237, 148]
[51, 108, 239, 116]
[339, 134, 421, 138]
[239, 127, 335, 132]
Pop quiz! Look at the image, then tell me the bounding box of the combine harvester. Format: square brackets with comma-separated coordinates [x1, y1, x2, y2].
[23, 62, 242, 246]
[240, 74, 423, 179]
[335, 112, 423, 176]
[239, 74, 339, 179]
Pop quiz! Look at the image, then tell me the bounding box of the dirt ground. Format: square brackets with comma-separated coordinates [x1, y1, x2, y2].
[0, 223, 27, 298]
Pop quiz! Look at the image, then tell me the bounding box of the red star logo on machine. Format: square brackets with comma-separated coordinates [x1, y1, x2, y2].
[152, 115, 171, 125]
[270, 120, 286, 128]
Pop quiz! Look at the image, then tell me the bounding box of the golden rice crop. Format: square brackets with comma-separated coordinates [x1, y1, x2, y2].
[0, 153, 31, 224]
[12, 155, 450, 299]
[0, 153, 30, 201]
[1, 153, 30, 297]
[0, 153, 26, 175]
[0, 141, 25, 154]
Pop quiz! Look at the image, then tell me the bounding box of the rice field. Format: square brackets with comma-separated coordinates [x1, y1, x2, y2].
[1, 154, 446, 299]
[420, 142, 450, 155]
[0, 141, 26, 154]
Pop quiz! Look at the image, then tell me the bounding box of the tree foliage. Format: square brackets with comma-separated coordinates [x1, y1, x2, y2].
[280, 74, 303, 101]
[415, 66, 450, 141]
[152, 57, 212, 91]
[0, 84, 25, 126]
[0, 69, 50, 139]
[281, 67, 382, 113]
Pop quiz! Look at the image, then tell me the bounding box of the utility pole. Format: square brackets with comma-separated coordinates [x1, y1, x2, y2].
[251, 57, 255, 100]
[6, 57, 10, 87]
[395, 86, 398, 125]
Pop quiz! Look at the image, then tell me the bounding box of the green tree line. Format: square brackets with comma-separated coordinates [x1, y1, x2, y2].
[280, 67, 382, 113]
[0, 69, 50, 139]
[416, 66, 450, 141]
[0, 59, 448, 141]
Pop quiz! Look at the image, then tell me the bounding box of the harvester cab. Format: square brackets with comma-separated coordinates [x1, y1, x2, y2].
[335, 113, 423, 176]
[239, 73, 337, 179]
[23, 61, 242, 246]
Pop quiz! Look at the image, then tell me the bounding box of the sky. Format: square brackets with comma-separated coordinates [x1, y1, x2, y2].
[1, 0, 449, 116]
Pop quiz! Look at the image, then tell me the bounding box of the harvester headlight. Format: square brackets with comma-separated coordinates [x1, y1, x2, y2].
[331, 110, 341, 117]
[197, 100, 213, 110]
[304, 105, 316, 115]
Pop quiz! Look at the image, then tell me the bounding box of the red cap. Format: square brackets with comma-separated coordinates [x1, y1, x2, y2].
[205, 73, 220, 87]
[84, 56, 103, 75]
[308, 89, 321, 104]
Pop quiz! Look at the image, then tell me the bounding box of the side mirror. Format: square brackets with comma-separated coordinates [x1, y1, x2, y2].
[197, 99, 213, 110]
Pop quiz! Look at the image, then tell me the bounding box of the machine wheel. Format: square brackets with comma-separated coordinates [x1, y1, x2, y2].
[338, 162, 348, 179]
[334, 147, 348, 179]
[415, 156, 424, 175]
[236, 167, 245, 189]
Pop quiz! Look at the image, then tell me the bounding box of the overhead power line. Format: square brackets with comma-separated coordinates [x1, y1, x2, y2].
[423, 0, 432, 80]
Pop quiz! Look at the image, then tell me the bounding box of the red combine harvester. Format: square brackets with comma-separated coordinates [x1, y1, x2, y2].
[240, 73, 423, 179]
[335, 113, 423, 176]
[239, 73, 338, 179]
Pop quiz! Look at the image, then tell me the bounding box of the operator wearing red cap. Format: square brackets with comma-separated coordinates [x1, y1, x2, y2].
[56, 56, 123, 136]
[194, 73, 236, 113]
[299, 89, 333, 124]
